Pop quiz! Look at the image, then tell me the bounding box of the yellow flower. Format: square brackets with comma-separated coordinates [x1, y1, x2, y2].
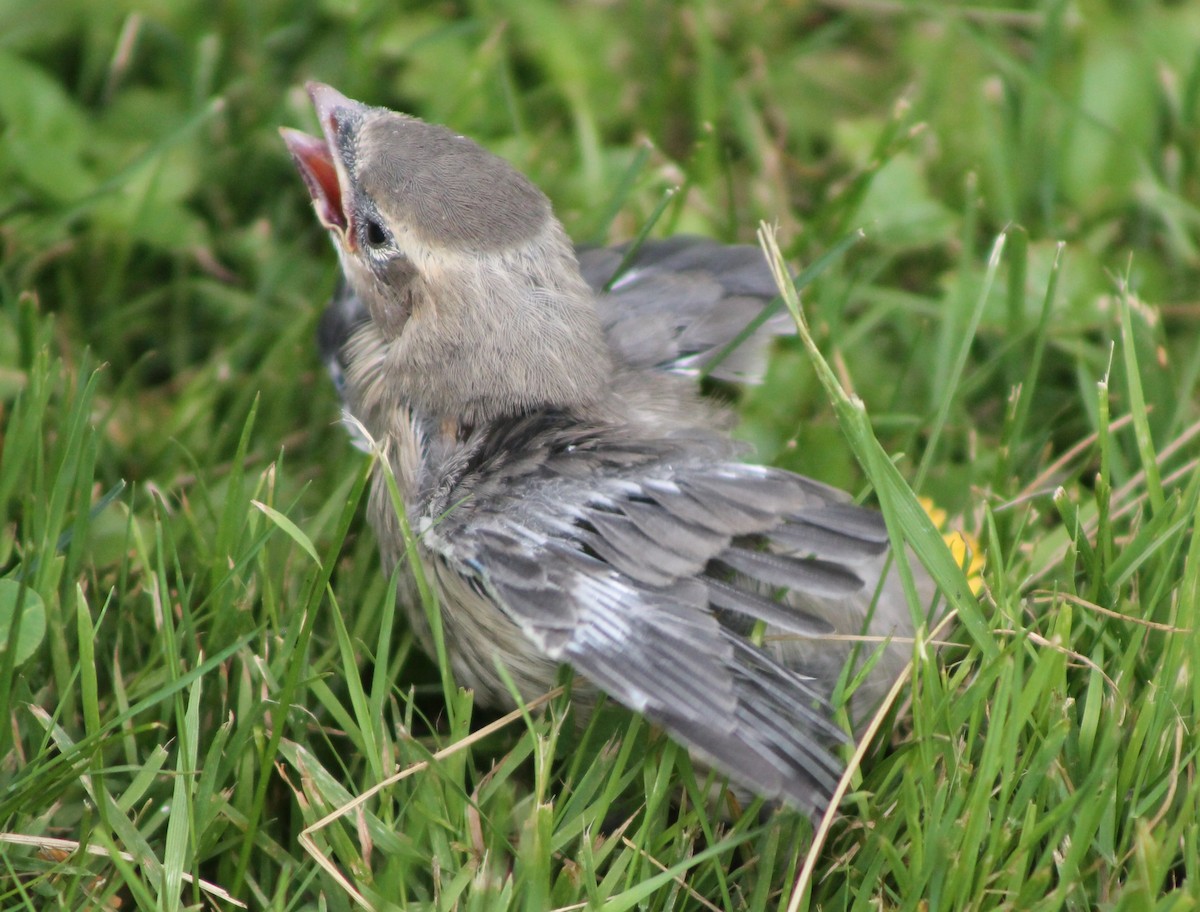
[919, 497, 985, 595]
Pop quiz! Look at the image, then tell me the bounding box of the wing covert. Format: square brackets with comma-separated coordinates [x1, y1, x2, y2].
[419, 437, 902, 813]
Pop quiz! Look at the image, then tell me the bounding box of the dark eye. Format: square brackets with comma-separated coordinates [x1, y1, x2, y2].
[363, 217, 390, 249]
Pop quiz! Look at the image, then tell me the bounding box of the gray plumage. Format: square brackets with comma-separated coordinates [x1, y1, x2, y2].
[318, 234, 792, 418]
[282, 83, 930, 816]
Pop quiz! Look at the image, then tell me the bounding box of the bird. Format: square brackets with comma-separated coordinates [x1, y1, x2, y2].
[281, 82, 932, 816]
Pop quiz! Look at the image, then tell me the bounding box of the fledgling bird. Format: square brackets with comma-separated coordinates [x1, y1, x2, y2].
[281, 83, 930, 816]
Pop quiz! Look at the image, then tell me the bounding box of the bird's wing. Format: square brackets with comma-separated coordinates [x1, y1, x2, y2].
[318, 275, 368, 397]
[577, 236, 793, 383]
[421, 420, 900, 814]
[316, 276, 375, 451]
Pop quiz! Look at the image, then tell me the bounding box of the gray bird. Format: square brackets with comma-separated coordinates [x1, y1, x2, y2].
[281, 83, 929, 816]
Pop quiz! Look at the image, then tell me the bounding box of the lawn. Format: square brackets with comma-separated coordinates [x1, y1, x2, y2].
[1, 1, 1198, 909]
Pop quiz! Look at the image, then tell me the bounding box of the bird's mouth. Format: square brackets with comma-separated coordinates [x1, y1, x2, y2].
[280, 82, 366, 241]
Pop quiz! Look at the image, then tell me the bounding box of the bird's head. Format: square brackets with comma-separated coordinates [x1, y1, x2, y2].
[281, 83, 611, 426]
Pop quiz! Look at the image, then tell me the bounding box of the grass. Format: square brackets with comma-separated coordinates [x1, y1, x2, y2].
[2, 0, 1199, 908]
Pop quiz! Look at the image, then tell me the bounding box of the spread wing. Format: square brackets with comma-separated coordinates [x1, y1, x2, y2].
[421, 420, 900, 814]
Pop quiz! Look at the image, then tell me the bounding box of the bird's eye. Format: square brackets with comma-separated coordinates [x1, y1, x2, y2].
[363, 217, 390, 249]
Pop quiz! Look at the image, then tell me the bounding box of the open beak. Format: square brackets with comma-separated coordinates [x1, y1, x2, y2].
[280, 82, 370, 245]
